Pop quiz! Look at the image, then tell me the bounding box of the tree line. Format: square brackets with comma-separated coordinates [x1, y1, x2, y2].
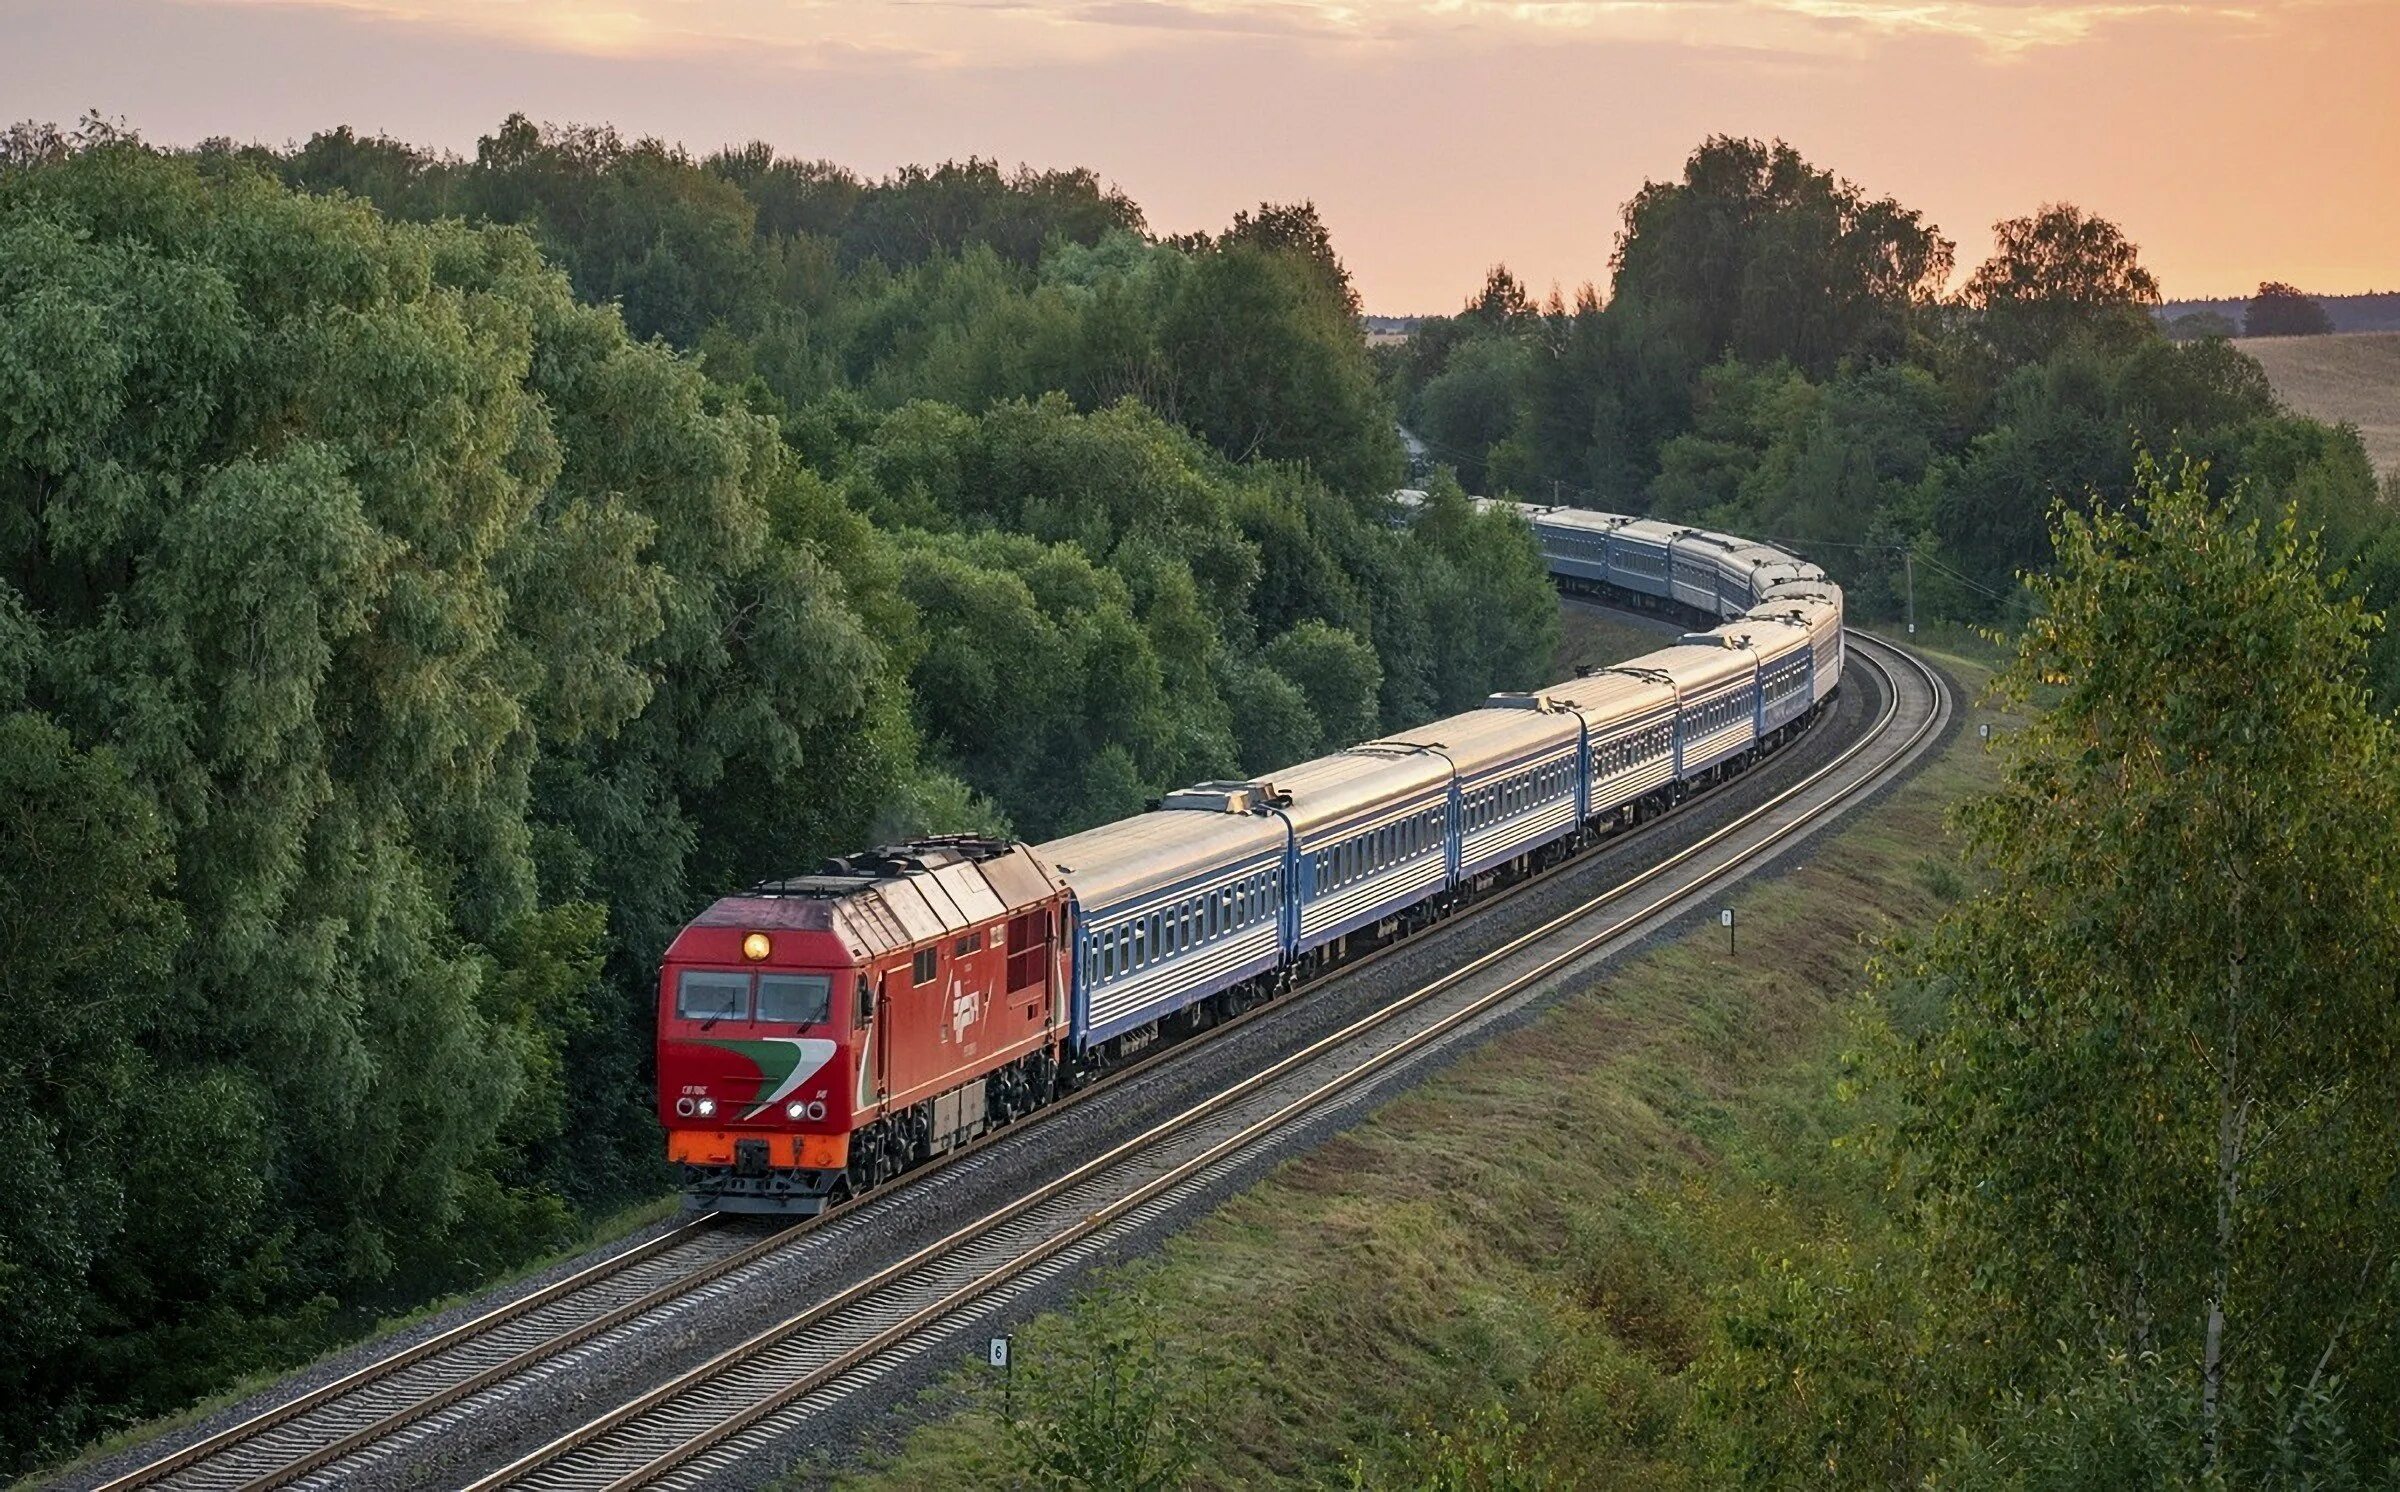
[0, 117, 1554, 1468]
[1388, 137, 2399, 699]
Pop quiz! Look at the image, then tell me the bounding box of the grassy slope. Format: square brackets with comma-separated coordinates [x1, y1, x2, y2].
[829, 648, 2000, 1490]
[2239, 330, 2400, 478]
[1552, 603, 1677, 677]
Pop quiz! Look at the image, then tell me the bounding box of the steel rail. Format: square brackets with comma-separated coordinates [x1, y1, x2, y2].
[85, 1216, 733, 1492]
[469, 636, 1944, 1490]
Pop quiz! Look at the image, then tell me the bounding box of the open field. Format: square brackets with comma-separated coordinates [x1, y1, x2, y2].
[826, 647, 2000, 1489]
[2241, 331, 2400, 478]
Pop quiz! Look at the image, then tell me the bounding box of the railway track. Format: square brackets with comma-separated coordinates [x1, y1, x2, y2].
[85, 1217, 794, 1492]
[80, 634, 1935, 1492]
[461, 634, 1947, 1491]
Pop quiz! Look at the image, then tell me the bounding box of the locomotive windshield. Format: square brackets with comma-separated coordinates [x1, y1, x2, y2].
[676, 970, 750, 1023]
[757, 974, 832, 1025]
[672, 970, 834, 1027]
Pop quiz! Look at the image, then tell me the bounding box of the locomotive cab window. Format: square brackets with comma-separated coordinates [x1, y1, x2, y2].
[757, 973, 832, 1025]
[677, 970, 750, 1023]
[911, 947, 938, 985]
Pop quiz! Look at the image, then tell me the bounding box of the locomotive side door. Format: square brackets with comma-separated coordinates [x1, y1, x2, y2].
[867, 965, 898, 1113]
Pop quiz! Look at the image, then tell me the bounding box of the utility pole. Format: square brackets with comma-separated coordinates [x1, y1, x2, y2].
[1903, 548, 1916, 636]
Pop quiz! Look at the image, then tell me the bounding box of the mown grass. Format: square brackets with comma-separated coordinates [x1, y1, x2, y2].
[826, 649, 2003, 1490]
[2240, 330, 2400, 478]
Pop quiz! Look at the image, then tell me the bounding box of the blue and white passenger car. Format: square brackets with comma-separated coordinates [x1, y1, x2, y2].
[1041, 792, 1287, 1049]
[1371, 700, 1584, 882]
[1656, 638, 1762, 777]
[1726, 612, 1816, 736]
[1271, 746, 1456, 958]
[1528, 507, 1627, 589]
[1759, 584, 1845, 703]
[1537, 668, 1681, 824]
[1664, 529, 1756, 615]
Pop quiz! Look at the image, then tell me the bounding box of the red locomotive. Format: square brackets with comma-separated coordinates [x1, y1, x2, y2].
[657, 837, 1069, 1212]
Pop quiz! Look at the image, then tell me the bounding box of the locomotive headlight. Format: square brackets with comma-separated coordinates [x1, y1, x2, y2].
[785, 1100, 806, 1120]
[695, 1097, 717, 1118]
[674, 1096, 696, 1117]
[805, 1100, 826, 1122]
[742, 932, 772, 961]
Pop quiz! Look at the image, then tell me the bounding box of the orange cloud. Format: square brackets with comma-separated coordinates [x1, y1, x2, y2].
[177, 0, 2298, 64]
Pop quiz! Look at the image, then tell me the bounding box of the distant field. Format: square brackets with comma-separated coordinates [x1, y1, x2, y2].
[2240, 331, 2400, 479]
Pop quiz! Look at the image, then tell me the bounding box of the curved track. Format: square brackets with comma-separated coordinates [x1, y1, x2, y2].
[78, 633, 1941, 1492]
[462, 634, 1947, 1491]
[75, 675, 1831, 1492]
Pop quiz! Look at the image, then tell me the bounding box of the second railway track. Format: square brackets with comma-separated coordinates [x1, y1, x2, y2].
[465, 634, 1947, 1492]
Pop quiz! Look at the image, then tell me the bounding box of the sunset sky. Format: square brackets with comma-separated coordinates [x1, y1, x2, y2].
[3, 0, 2392, 311]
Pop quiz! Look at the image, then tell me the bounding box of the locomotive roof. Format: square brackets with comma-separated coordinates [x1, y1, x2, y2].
[687, 839, 1063, 962]
[1037, 808, 1287, 913]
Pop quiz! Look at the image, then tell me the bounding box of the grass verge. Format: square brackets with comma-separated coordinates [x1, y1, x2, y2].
[822, 648, 1999, 1490]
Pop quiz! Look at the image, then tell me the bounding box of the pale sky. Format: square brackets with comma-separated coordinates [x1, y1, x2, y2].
[2, 0, 2393, 310]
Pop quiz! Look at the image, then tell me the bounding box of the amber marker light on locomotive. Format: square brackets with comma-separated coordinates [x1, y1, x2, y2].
[742, 931, 772, 961]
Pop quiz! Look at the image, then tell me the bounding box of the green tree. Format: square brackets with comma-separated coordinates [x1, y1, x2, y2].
[1896, 456, 2400, 1476]
[2243, 280, 2335, 338]
[2165, 309, 2238, 342]
[1214, 199, 1361, 316]
[1413, 333, 1535, 494]
[1959, 203, 2161, 365]
[1611, 136, 1952, 380]
[1400, 478, 1563, 715]
[1158, 240, 1399, 493]
[1264, 619, 1384, 751]
[0, 705, 185, 1457]
[0, 127, 955, 1459]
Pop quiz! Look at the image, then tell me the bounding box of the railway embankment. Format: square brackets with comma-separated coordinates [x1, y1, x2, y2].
[820, 645, 1998, 1490]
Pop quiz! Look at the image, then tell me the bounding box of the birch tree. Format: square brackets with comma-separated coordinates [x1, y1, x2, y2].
[1900, 456, 2400, 1477]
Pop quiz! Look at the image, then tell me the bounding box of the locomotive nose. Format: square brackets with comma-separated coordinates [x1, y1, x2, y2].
[671, 1035, 843, 1123]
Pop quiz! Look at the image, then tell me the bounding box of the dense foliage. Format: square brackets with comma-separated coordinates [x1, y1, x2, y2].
[246, 117, 1402, 496]
[1895, 461, 2400, 1480]
[1668, 464, 2400, 1487]
[0, 119, 1545, 1468]
[1387, 137, 2396, 698]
